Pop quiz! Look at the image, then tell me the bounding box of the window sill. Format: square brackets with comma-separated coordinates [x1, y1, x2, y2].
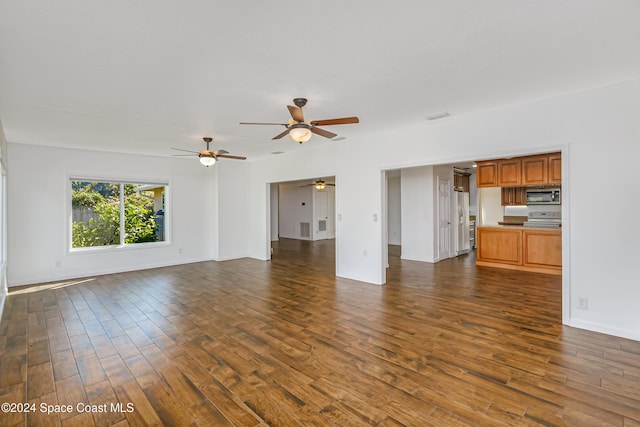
[68, 241, 171, 255]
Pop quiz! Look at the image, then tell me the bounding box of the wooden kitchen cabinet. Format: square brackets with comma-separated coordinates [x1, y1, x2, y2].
[476, 160, 498, 187]
[453, 172, 470, 192]
[501, 187, 526, 206]
[476, 227, 561, 275]
[476, 152, 561, 187]
[497, 159, 522, 186]
[523, 229, 562, 274]
[548, 152, 562, 184]
[477, 227, 522, 265]
[522, 154, 549, 186]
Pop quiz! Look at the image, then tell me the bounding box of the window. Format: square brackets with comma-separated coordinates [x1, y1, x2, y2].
[70, 179, 167, 249]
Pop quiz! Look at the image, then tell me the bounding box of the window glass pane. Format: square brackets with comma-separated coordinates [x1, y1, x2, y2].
[71, 181, 121, 247]
[123, 184, 165, 243]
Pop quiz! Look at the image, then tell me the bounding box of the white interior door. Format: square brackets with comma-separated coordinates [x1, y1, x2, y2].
[315, 190, 329, 240]
[438, 178, 451, 260]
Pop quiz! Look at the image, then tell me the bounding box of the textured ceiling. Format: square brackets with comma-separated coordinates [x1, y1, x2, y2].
[1, 1, 639, 161]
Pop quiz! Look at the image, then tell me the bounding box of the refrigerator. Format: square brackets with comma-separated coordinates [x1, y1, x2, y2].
[455, 192, 470, 255]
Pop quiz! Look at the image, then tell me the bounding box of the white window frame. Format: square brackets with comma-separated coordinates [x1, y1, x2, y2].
[68, 175, 170, 253]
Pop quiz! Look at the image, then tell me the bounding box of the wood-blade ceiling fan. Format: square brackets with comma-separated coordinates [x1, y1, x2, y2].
[299, 179, 335, 190]
[172, 137, 246, 167]
[240, 98, 359, 143]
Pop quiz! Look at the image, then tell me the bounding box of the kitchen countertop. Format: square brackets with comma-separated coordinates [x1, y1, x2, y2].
[479, 224, 561, 231]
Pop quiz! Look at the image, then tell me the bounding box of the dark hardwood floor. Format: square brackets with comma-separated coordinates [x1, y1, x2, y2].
[1, 238, 639, 426]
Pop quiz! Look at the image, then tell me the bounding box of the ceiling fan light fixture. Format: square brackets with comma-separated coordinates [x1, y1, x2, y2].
[289, 126, 312, 143]
[314, 181, 326, 190]
[199, 154, 216, 167]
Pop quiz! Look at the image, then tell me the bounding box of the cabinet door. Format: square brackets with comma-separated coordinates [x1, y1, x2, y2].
[461, 174, 470, 192]
[477, 228, 522, 265]
[476, 161, 498, 187]
[513, 187, 526, 206]
[548, 153, 562, 184]
[501, 187, 511, 206]
[497, 159, 522, 186]
[501, 187, 526, 206]
[523, 230, 562, 269]
[522, 155, 548, 185]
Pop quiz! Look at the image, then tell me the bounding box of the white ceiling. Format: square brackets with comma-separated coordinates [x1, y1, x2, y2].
[1, 1, 639, 161]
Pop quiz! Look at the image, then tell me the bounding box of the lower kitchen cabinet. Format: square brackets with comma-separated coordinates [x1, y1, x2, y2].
[477, 227, 522, 265]
[523, 229, 562, 272]
[476, 227, 561, 275]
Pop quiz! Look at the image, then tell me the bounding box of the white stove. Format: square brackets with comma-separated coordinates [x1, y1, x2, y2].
[523, 211, 562, 228]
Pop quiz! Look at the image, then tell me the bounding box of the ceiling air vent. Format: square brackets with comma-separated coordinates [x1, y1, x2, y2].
[425, 111, 451, 121]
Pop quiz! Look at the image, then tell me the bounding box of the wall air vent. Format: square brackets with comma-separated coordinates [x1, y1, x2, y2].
[300, 222, 310, 238]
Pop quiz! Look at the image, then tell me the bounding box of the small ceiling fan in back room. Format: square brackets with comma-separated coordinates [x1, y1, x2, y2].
[171, 137, 246, 167]
[240, 98, 359, 143]
[299, 179, 335, 190]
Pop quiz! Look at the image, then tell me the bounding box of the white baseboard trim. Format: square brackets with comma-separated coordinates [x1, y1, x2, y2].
[7, 257, 213, 288]
[213, 255, 249, 261]
[400, 256, 438, 263]
[568, 318, 640, 342]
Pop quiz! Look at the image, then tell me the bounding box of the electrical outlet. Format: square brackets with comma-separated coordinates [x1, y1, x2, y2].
[577, 297, 588, 310]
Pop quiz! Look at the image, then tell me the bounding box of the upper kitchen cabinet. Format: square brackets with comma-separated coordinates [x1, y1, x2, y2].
[453, 169, 471, 192]
[548, 153, 562, 184]
[497, 159, 522, 186]
[522, 154, 549, 185]
[476, 152, 561, 187]
[476, 160, 498, 187]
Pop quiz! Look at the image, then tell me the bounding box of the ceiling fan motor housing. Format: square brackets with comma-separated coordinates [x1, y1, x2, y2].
[293, 98, 308, 108]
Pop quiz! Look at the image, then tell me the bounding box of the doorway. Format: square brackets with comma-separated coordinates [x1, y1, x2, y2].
[268, 177, 337, 262]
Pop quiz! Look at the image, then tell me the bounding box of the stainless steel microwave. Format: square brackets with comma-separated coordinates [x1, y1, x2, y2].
[526, 188, 561, 205]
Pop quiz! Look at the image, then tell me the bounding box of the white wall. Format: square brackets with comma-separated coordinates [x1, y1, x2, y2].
[0, 120, 7, 319]
[469, 173, 478, 215]
[214, 161, 249, 260]
[278, 183, 313, 240]
[7, 143, 216, 286]
[239, 78, 640, 340]
[400, 166, 436, 262]
[478, 187, 503, 226]
[387, 175, 401, 245]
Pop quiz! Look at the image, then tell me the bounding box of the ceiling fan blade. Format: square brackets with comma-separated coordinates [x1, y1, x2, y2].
[216, 154, 247, 160]
[287, 105, 304, 123]
[327, 183, 336, 186]
[272, 129, 290, 140]
[298, 184, 313, 188]
[239, 122, 287, 126]
[171, 147, 200, 153]
[172, 154, 197, 157]
[311, 127, 337, 139]
[311, 117, 359, 126]
[212, 150, 229, 155]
